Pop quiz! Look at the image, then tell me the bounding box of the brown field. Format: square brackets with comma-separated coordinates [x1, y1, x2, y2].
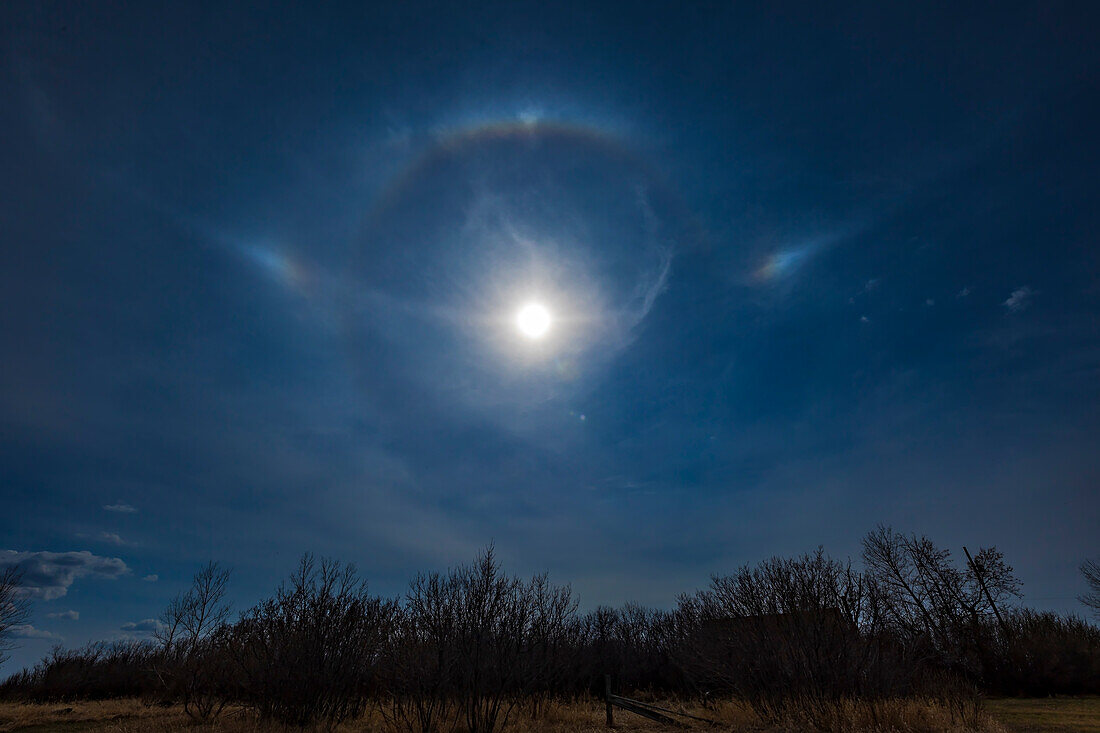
[984, 698, 1100, 733]
[0, 696, 1095, 732]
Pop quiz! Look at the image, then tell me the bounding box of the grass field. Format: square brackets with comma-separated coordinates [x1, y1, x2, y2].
[984, 698, 1100, 733]
[0, 697, 1096, 732]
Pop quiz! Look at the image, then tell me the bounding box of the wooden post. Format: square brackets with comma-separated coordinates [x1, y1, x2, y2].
[605, 674, 614, 727]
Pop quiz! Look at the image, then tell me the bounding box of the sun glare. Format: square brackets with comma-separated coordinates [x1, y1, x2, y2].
[516, 302, 551, 339]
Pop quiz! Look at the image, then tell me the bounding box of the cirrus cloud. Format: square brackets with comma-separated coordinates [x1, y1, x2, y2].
[1003, 285, 1034, 313]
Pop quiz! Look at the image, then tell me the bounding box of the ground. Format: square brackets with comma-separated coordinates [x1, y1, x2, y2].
[0, 697, 1096, 732]
[984, 698, 1100, 733]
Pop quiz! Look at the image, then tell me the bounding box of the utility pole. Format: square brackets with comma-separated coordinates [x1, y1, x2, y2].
[964, 546, 1009, 636]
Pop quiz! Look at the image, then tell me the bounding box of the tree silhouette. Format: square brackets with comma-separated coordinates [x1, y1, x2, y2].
[1080, 559, 1100, 619]
[0, 566, 31, 667]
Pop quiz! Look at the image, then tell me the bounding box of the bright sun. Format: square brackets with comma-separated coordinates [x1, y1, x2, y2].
[516, 302, 551, 339]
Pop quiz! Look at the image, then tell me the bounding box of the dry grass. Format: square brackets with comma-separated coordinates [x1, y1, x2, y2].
[0, 698, 176, 732]
[985, 697, 1100, 733]
[0, 696, 1093, 732]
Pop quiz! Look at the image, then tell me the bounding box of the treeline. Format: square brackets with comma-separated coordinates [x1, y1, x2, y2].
[2, 529, 1098, 731]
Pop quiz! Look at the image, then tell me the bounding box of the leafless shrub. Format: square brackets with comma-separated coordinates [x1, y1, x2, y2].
[674, 547, 912, 727]
[449, 547, 530, 733]
[1081, 558, 1100, 619]
[4, 528, 1095, 725]
[982, 609, 1100, 695]
[384, 546, 577, 733]
[224, 554, 398, 729]
[518, 573, 579, 716]
[0, 566, 31, 668]
[1, 641, 158, 701]
[574, 603, 687, 696]
[383, 570, 460, 733]
[152, 561, 232, 719]
[861, 526, 1020, 678]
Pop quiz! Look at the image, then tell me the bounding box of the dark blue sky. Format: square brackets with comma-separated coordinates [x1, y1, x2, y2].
[2, 1, 1098, 669]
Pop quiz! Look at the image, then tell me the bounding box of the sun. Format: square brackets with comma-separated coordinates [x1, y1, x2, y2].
[516, 302, 551, 339]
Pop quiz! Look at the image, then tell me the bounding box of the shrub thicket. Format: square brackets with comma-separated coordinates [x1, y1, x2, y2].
[2, 530, 1097, 731]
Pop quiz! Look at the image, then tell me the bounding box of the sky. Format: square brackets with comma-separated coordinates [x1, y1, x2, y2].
[1, 1, 1098, 670]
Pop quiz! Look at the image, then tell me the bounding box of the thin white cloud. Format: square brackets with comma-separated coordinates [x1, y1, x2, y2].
[142, 574, 158, 582]
[99, 532, 127, 546]
[1003, 285, 1034, 313]
[0, 550, 130, 600]
[103, 503, 137, 514]
[628, 185, 674, 328]
[46, 610, 79, 620]
[630, 244, 672, 328]
[10, 624, 61, 640]
[120, 618, 165, 635]
[957, 287, 971, 298]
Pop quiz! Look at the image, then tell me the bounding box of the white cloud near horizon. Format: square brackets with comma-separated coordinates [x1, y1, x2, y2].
[120, 618, 165, 635]
[10, 624, 61, 640]
[0, 550, 130, 600]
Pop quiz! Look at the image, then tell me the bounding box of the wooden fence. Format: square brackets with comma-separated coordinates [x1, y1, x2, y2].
[604, 675, 717, 728]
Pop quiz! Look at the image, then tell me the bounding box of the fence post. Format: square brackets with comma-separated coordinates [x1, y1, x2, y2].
[605, 674, 614, 727]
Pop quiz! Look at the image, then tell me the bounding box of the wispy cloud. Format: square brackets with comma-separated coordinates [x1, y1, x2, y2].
[0, 550, 130, 600]
[120, 618, 165, 635]
[103, 503, 137, 514]
[628, 185, 674, 328]
[10, 624, 61, 640]
[98, 532, 128, 546]
[1003, 285, 1035, 313]
[142, 574, 158, 582]
[46, 610, 79, 620]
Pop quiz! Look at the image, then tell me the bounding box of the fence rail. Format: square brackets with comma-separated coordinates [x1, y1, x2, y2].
[604, 675, 718, 728]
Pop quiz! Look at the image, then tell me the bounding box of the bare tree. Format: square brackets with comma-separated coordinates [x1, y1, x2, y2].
[0, 566, 31, 667]
[5, 640, 158, 700]
[1080, 558, 1100, 619]
[385, 570, 460, 733]
[3, 533, 1095, 712]
[157, 562, 232, 653]
[384, 546, 577, 733]
[450, 545, 530, 733]
[519, 572, 578, 717]
[576, 602, 686, 696]
[676, 548, 886, 726]
[225, 554, 398, 729]
[861, 527, 1019, 659]
[154, 561, 232, 719]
